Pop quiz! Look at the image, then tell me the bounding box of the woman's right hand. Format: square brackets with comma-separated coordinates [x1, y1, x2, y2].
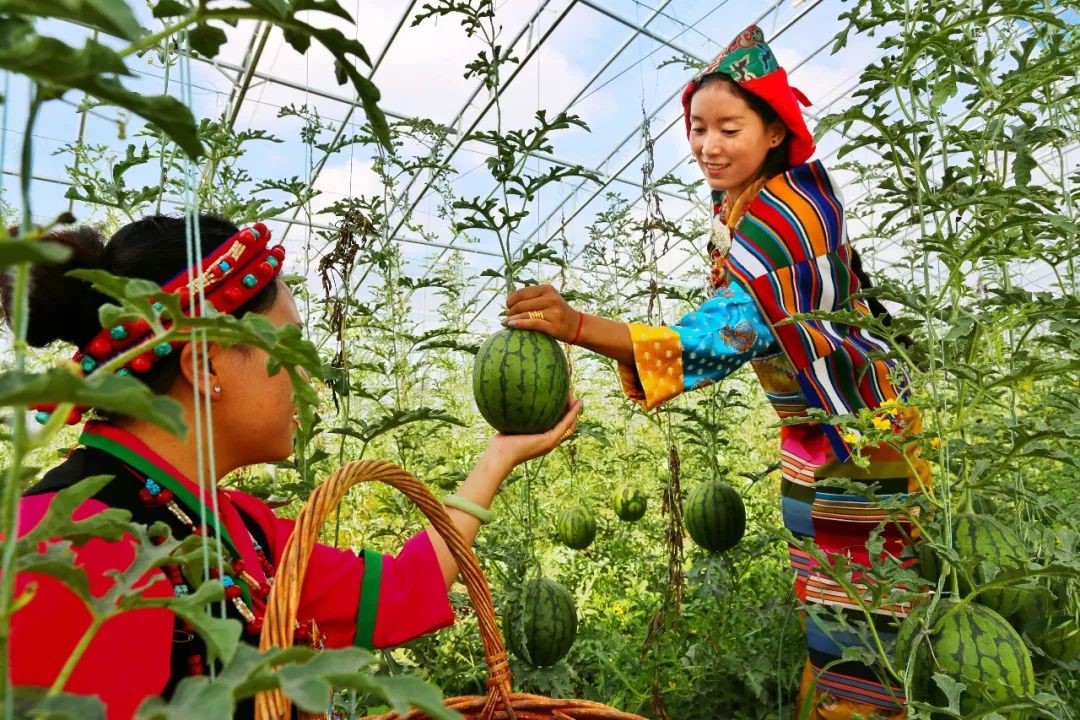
[504, 284, 580, 342]
[484, 396, 583, 471]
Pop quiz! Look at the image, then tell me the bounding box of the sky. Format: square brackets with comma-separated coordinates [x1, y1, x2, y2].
[1, 0, 1073, 328]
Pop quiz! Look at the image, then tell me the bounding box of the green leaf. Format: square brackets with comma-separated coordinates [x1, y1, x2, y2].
[0, 0, 142, 40]
[135, 676, 234, 719]
[151, 0, 190, 18]
[164, 582, 243, 663]
[17, 475, 133, 550]
[13, 689, 107, 720]
[0, 22, 203, 157]
[290, 0, 354, 22]
[0, 238, 72, 267]
[16, 543, 95, 603]
[0, 369, 185, 436]
[188, 23, 228, 58]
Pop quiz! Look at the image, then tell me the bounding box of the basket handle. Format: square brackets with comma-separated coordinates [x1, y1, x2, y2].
[255, 460, 513, 720]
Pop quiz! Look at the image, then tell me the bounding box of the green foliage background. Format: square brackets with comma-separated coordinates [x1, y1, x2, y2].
[1, 1, 1078, 719]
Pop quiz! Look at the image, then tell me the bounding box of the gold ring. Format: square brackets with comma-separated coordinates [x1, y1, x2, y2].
[528, 310, 544, 321]
[560, 429, 574, 441]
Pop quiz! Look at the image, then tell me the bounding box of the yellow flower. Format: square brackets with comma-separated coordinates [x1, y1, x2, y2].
[871, 416, 892, 431]
[930, 437, 942, 449]
[843, 432, 859, 444]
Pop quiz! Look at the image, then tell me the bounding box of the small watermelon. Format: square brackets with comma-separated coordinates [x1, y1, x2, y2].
[1013, 588, 1080, 666]
[472, 328, 569, 434]
[685, 480, 745, 553]
[895, 598, 1035, 717]
[612, 487, 647, 522]
[503, 578, 577, 667]
[953, 514, 1030, 616]
[556, 505, 596, 549]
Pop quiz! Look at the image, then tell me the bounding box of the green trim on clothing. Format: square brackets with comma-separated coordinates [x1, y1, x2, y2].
[354, 548, 384, 649]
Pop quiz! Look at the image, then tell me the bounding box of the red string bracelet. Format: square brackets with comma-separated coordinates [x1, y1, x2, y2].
[570, 310, 585, 344]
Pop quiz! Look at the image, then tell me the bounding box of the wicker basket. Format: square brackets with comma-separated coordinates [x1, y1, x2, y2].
[255, 460, 646, 720]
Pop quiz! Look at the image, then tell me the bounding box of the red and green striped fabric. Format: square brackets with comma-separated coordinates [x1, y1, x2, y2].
[726, 161, 909, 462]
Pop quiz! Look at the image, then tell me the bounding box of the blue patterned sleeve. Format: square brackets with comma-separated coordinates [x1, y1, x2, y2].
[673, 283, 777, 391]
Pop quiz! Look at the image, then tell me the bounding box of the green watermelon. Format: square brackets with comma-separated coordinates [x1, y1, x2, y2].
[612, 487, 647, 522]
[895, 598, 1035, 717]
[1013, 588, 1080, 666]
[472, 329, 569, 434]
[685, 480, 745, 553]
[954, 514, 1030, 616]
[503, 578, 577, 667]
[556, 505, 596, 549]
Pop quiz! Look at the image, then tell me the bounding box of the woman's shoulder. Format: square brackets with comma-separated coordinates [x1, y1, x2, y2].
[761, 159, 841, 203]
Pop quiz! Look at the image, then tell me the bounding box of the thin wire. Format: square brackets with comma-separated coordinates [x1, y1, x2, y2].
[179, 30, 227, 644]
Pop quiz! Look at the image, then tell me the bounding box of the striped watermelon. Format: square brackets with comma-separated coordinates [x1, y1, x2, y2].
[503, 578, 577, 667]
[1013, 588, 1080, 666]
[896, 598, 1035, 717]
[472, 329, 569, 434]
[954, 514, 1030, 616]
[685, 480, 745, 553]
[556, 505, 596, 549]
[612, 487, 647, 522]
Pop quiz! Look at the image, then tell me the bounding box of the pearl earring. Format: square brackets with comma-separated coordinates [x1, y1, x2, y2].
[213, 384, 222, 394]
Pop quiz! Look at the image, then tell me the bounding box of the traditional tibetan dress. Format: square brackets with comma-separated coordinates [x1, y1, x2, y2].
[618, 162, 929, 718]
[11, 422, 454, 720]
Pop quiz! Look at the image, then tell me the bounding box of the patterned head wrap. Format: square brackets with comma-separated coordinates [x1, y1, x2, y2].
[681, 25, 815, 167]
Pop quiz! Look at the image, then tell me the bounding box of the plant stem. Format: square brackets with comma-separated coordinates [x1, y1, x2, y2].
[0, 87, 43, 717]
[46, 616, 105, 697]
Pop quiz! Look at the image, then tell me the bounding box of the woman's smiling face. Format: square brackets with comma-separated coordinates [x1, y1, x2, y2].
[688, 79, 785, 196]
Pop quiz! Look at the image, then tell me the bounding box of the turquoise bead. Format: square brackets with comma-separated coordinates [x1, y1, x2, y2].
[109, 326, 128, 340]
[218, 260, 232, 272]
[34, 411, 50, 424]
[242, 274, 257, 287]
[154, 342, 172, 357]
[152, 302, 166, 314]
[116, 368, 130, 377]
[80, 356, 96, 372]
[266, 256, 279, 268]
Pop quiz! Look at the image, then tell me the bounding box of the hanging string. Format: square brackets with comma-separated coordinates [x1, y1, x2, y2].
[1, 72, 9, 210]
[177, 30, 228, 640]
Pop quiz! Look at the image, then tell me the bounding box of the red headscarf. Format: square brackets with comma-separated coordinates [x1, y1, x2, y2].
[681, 25, 815, 167]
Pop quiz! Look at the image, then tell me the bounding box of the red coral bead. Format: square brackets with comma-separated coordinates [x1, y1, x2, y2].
[158, 488, 174, 504]
[246, 617, 264, 635]
[255, 261, 274, 280]
[138, 488, 153, 504]
[225, 585, 242, 600]
[222, 286, 243, 305]
[269, 245, 285, 262]
[130, 354, 154, 373]
[65, 409, 83, 425]
[88, 337, 112, 358]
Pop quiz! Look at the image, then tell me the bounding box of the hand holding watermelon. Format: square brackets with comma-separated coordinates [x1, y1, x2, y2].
[503, 284, 636, 366]
[504, 283, 581, 342]
[485, 395, 583, 468]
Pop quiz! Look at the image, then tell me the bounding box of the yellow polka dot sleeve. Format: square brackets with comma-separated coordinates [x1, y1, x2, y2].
[617, 323, 686, 410]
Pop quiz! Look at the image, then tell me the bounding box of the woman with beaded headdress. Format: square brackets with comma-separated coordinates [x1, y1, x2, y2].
[504, 25, 929, 720]
[4, 214, 581, 719]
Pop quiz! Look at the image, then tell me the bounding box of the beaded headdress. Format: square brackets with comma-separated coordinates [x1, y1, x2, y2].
[33, 222, 286, 425]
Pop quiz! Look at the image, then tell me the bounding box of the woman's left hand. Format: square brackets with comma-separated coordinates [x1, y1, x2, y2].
[485, 396, 583, 469]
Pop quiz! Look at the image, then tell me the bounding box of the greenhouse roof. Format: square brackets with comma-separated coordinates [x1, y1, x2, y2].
[4, 0, 1073, 322]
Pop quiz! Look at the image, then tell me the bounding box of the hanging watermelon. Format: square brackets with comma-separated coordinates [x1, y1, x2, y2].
[503, 578, 578, 667]
[612, 487, 647, 522]
[472, 328, 569, 434]
[684, 479, 745, 553]
[556, 505, 596, 550]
